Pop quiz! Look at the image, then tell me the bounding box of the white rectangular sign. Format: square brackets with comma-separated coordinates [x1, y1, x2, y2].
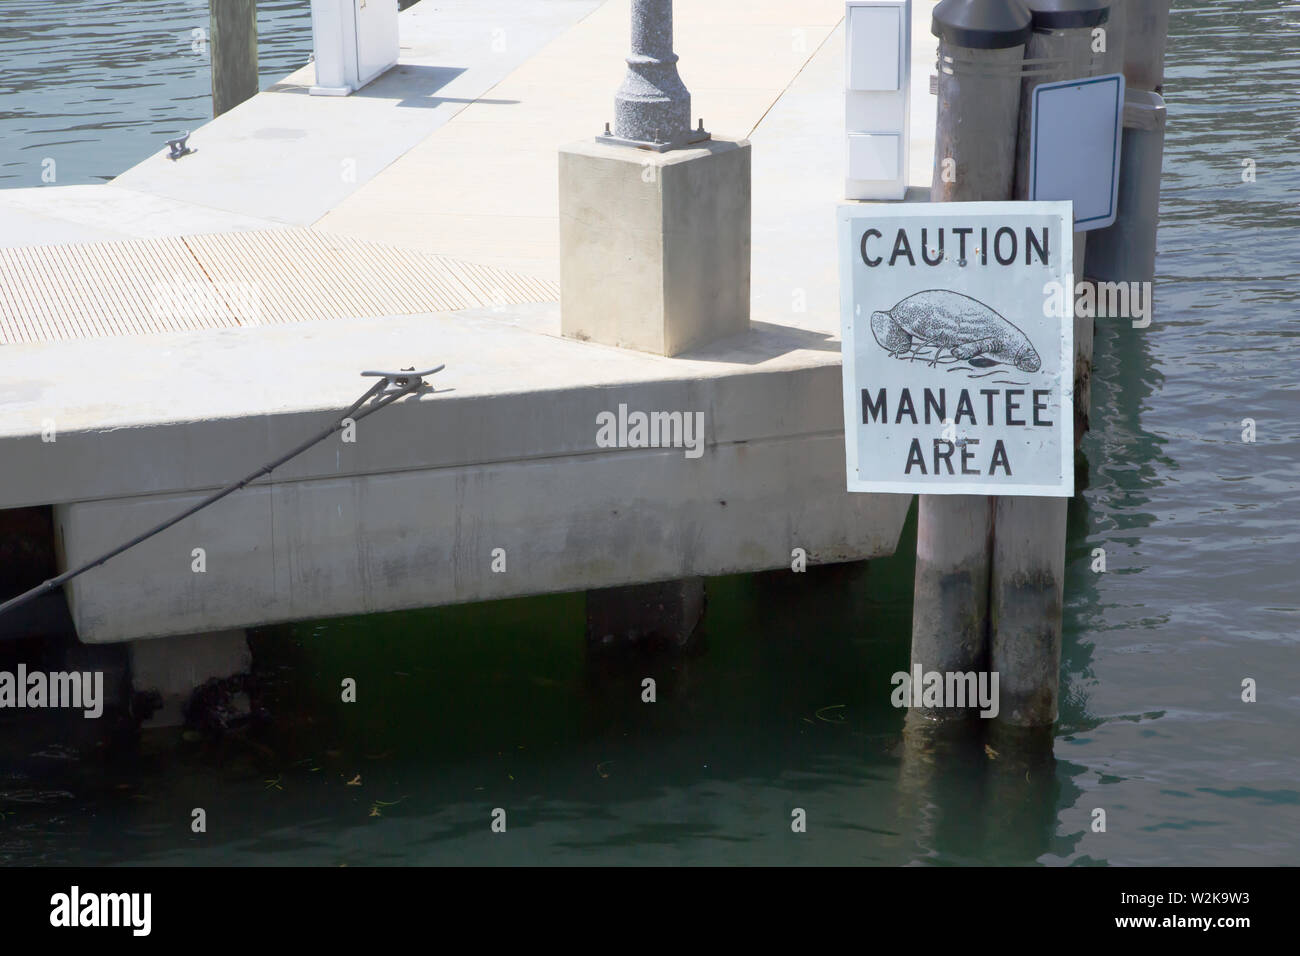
[1029, 73, 1125, 230]
[838, 201, 1074, 497]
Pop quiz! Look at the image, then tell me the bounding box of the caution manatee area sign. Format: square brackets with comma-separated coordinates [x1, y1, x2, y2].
[837, 201, 1074, 497]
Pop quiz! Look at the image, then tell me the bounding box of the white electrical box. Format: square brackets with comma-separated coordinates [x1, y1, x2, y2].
[310, 0, 400, 96]
[848, 6, 901, 91]
[848, 132, 900, 181]
[845, 0, 910, 200]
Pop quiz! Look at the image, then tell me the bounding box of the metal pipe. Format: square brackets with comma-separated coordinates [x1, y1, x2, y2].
[613, 0, 692, 146]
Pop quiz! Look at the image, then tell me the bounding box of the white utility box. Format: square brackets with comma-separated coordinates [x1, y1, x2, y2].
[845, 0, 910, 200]
[310, 0, 400, 96]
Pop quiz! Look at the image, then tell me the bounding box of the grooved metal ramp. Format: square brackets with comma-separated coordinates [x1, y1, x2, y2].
[0, 227, 559, 345]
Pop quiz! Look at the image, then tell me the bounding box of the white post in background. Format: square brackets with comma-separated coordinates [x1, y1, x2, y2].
[845, 0, 911, 201]
[1085, 0, 1170, 289]
[309, 0, 399, 96]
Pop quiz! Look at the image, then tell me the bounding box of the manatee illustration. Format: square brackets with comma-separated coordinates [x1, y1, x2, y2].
[870, 290, 1041, 373]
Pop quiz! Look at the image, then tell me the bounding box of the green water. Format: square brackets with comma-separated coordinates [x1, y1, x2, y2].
[5, 553, 929, 864]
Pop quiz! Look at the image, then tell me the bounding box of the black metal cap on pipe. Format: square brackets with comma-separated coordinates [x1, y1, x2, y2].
[932, 0, 1033, 49]
[1027, 0, 1110, 29]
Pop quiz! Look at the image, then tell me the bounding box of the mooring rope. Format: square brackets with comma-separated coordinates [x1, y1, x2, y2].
[0, 365, 444, 621]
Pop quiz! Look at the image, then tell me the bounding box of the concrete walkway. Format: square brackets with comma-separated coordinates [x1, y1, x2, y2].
[1, 0, 938, 327]
[0, 227, 557, 344]
[0, 0, 603, 245]
[0, 0, 942, 643]
[318, 0, 851, 280]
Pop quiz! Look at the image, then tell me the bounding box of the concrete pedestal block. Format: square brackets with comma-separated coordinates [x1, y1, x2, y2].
[559, 137, 750, 356]
[586, 578, 705, 651]
[129, 629, 251, 728]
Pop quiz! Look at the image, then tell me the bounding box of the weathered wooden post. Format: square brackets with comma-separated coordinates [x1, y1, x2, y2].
[989, 0, 1110, 745]
[931, 0, 1032, 206]
[1101, 0, 1126, 76]
[1084, 92, 1166, 286]
[1013, 0, 1108, 445]
[209, 0, 259, 118]
[1085, 0, 1170, 290]
[910, 0, 1031, 724]
[1103, 0, 1170, 88]
[1117, 0, 1169, 92]
[988, 493, 1067, 744]
[1013, 1, 1111, 207]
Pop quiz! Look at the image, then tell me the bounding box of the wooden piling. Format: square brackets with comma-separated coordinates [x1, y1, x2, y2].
[1012, 9, 1110, 204]
[1071, 227, 1092, 443]
[1085, 0, 1170, 289]
[1102, 0, 1127, 77]
[1084, 90, 1167, 288]
[988, 0, 1110, 736]
[209, 0, 259, 118]
[989, 495, 1066, 735]
[1012, 1, 1110, 445]
[931, 44, 1028, 204]
[1119, 0, 1170, 92]
[912, 0, 1030, 722]
[909, 496, 995, 722]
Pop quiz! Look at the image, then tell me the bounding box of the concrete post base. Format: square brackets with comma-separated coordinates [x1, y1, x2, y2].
[129, 629, 251, 729]
[558, 137, 750, 356]
[586, 578, 705, 651]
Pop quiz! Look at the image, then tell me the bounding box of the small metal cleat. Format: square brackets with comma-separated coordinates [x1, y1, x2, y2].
[360, 364, 446, 388]
[166, 132, 196, 160]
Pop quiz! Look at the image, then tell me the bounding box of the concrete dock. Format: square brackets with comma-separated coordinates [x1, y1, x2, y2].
[0, 0, 941, 646]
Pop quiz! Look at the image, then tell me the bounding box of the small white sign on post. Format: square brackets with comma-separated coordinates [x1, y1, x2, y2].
[1028, 73, 1125, 230]
[838, 201, 1074, 497]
